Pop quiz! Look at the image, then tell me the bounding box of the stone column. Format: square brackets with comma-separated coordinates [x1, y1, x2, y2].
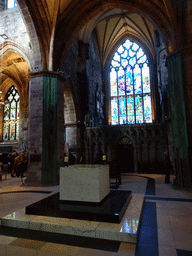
[25, 71, 64, 186]
[167, 51, 192, 187]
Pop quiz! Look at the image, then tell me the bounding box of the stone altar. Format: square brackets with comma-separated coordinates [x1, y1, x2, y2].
[60, 164, 110, 203]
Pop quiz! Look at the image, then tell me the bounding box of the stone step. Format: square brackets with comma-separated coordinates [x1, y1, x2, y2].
[1, 193, 144, 243]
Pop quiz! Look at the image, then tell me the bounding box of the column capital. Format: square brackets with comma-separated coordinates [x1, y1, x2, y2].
[167, 42, 192, 60]
[29, 70, 66, 82]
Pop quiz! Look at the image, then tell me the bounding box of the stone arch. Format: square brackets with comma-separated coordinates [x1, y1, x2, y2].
[15, 0, 43, 70]
[63, 82, 78, 154]
[0, 46, 30, 148]
[116, 135, 137, 173]
[1, 41, 32, 70]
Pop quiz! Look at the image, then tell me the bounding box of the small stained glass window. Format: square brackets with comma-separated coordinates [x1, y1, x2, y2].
[3, 86, 20, 140]
[7, 0, 17, 8]
[110, 39, 152, 125]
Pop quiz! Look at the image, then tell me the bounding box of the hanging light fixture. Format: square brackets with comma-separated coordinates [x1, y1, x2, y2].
[0, 33, 8, 109]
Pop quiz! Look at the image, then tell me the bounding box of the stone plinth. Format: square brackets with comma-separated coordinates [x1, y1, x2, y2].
[60, 164, 110, 203]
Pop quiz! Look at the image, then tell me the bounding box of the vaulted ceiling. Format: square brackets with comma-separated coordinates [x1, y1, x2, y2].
[79, 9, 157, 65]
[0, 50, 29, 96]
[4, 0, 181, 69]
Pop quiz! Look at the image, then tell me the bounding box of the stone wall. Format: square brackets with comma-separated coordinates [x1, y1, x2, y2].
[0, 7, 33, 64]
[58, 31, 104, 158]
[86, 29, 104, 127]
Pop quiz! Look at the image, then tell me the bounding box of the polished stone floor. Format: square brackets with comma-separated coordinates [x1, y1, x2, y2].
[0, 173, 192, 256]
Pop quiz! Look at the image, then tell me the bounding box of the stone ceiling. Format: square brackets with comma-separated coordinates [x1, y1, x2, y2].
[79, 9, 156, 65]
[1, 0, 179, 70]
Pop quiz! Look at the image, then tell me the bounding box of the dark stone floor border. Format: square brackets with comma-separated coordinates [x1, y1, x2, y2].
[0, 191, 52, 195]
[145, 196, 192, 202]
[135, 201, 159, 256]
[176, 249, 192, 256]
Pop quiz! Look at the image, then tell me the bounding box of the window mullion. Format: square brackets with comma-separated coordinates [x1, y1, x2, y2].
[140, 65, 145, 123]
[132, 67, 136, 124]
[124, 68, 128, 124]
[116, 68, 120, 124]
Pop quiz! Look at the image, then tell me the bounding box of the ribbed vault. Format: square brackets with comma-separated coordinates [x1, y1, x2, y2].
[15, 0, 180, 70]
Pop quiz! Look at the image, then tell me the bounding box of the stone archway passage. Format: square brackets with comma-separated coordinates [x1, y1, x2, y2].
[116, 143, 134, 173]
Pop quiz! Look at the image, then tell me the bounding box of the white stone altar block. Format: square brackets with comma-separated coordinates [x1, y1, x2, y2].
[60, 164, 110, 203]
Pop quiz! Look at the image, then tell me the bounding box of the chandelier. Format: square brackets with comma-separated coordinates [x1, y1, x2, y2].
[0, 33, 8, 109]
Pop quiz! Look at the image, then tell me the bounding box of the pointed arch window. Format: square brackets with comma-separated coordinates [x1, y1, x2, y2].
[3, 86, 20, 140]
[110, 39, 152, 125]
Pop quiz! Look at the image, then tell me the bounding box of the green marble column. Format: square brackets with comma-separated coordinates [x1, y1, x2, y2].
[167, 52, 191, 187]
[42, 75, 58, 184]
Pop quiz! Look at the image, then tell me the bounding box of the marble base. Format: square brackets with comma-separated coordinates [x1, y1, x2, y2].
[25, 191, 131, 223]
[60, 165, 110, 203]
[1, 194, 144, 243]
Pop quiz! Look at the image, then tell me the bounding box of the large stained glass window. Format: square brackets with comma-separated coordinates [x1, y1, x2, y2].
[3, 86, 20, 140]
[110, 39, 152, 125]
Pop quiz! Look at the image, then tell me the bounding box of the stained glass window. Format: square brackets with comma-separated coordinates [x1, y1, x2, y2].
[110, 39, 152, 125]
[3, 86, 20, 140]
[7, 0, 17, 8]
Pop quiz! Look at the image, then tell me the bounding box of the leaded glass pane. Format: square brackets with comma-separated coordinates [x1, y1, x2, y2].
[111, 59, 120, 68]
[16, 122, 19, 140]
[110, 68, 117, 96]
[9, 123, 15, 140]
[123, 40, 132, 49]
[15, 93, 19, 101]
[122, 50, 128, 58]
[129, 56, 136, 67]
[122, 58, 128, 68]
[8, 94, 13, 101]
[17, 101, 20, 119]
[129, 49, 135, 58]
[127, 96, 134, 124]
[10, 101, 16, 119]
[144, 95, 152, 123]
[132, 43, 139, 51]
[111, 98, 118, 125]
[135, 95, 143, 123]
[118, 67, 126, 96]
[7, 0, 17, 8]
[126, 66, 133, 94]
[114, 52, 120, 62]
[117, 45, 124, 54]
[4, 104, 10, 120]
[3, 122, 9, 140]
[143, 63, 150, 93]
[134, 65, 142, 94]
[119, 97, 126, 117]
[137, 48, 144, 59]
[110, 39, 152, 125]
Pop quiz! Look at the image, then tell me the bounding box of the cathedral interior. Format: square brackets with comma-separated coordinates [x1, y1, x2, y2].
[2, 0, 192, 189]
[0, 0, 192, 188]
